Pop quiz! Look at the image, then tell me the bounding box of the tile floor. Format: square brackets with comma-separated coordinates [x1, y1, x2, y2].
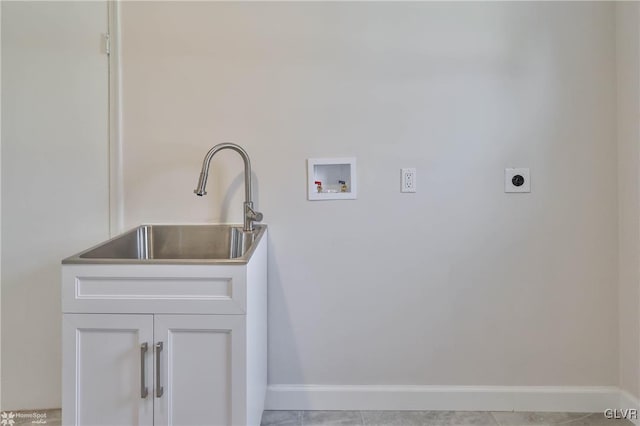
[260, 410, 635, 426]
[2, 409, 633, 425]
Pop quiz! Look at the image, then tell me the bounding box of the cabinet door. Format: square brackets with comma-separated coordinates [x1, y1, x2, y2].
[62, 314, 154, 426]
[154, 315, 246, 426]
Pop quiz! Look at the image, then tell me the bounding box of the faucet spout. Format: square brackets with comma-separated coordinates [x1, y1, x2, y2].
[194, 143, 262, 232]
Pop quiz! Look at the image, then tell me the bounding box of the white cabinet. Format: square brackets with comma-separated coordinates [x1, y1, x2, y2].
[63, 314, 247, 426]
[62, 314, 154, 426]
[62, 231, 267, 426]
[153, 315, 245, 426]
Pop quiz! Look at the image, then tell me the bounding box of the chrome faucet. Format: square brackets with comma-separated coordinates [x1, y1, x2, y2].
[194, 143, 263, 232]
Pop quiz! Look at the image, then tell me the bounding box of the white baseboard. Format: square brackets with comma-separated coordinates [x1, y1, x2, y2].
[265, 385, 621, 413]
[619, 390, 640, 426]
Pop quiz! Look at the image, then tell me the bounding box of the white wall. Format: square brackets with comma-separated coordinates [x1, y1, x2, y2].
[616, 2, 640, 401]
[1, 2, 110, 410]
[120, 1, 618, 392]
[1, 2, 4, 408]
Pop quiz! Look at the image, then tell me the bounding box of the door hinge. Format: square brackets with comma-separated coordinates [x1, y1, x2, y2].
[103, 33, 111, 55]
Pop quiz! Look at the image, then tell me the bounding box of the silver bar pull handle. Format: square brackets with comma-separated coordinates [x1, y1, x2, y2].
[155, 342, 164, 398]
[140, 343, 148, 399]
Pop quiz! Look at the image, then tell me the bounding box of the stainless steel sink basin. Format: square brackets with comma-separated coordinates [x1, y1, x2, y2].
[62, 224, 266, 264]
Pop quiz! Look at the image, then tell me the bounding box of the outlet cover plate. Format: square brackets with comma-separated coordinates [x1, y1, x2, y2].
[505, 168, 530, 193]
[401, 168, 417, 193]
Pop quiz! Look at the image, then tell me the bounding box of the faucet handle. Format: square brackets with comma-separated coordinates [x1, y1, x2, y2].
[246, 206, 263, 223]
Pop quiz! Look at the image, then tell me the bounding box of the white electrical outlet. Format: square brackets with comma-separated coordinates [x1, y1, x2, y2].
[505, 168, 530, 193]
[401, 168, 417, 193]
